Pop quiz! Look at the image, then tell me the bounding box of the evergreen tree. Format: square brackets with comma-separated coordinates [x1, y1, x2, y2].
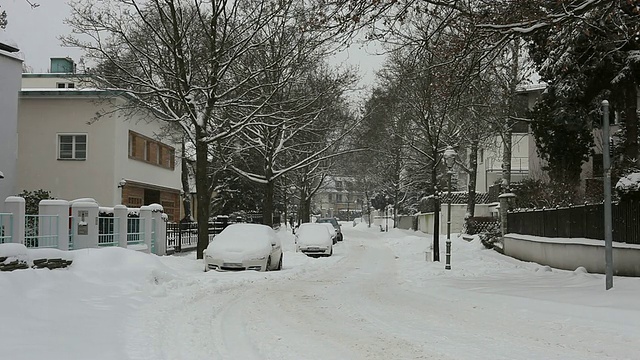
[529, 88, 593, 205]
[527, 1, 640, 171]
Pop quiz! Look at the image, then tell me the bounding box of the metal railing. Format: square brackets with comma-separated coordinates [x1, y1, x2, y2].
[0, 213, 12, 244]
[127, 217, 145, 245]
[25, 214, 59, 248]
[98, 216, 120, 247]
[151, 218, 156, 253]
[166, 221, 198, 252]
[507, 200, 640, 244]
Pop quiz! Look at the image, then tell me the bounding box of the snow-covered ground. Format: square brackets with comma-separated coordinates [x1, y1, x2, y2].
[2, 224, 639, 359]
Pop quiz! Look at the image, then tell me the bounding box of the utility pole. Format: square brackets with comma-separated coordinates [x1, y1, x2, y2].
[433, 192, 440, 262]
[602, 100, 613, 290]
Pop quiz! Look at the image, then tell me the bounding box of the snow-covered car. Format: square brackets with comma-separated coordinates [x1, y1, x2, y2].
[204, 223, 282, 272]
[317, 223, 337, 244]
[316, 217, 343, 241]
[295, 223, 334, 256]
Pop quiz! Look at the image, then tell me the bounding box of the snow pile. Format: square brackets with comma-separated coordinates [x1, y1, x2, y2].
[0, 243, 29, 267]
[0, 243, 74, 267]
[2, 223, 640, 359]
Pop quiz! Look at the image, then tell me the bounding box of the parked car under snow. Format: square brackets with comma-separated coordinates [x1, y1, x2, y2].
[316, 217, 343, 241]
[295, 223, 334, 257]
[204, 223, 282, 272]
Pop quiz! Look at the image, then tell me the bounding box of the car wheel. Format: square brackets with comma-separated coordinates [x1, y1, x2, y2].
[276, 254, 283, 270]
[338, 233, 343, 241]
[265, 256, 271, 271]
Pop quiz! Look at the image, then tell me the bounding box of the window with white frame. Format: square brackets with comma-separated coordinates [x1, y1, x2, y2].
[56, 82, 76, 89]
[58, 134, 87, 160]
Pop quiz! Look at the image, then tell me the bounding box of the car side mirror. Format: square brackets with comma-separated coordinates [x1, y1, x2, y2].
[271, 242, 276, 247]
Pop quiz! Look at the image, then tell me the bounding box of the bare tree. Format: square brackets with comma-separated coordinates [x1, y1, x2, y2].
[64, 0, 312, 258]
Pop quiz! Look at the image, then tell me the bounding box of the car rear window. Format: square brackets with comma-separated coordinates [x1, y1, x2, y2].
[317, 218, 338, 226]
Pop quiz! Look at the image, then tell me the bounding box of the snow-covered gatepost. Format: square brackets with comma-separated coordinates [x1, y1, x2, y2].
[39, 200, 70, 251]
[498, 193, 516, 240]
[139, 206, 153, 254]
[4, 196, 25, 244]
[114, 205, 128, 248]
[71, 201, 99, 249]
[150, 204, 166, 255]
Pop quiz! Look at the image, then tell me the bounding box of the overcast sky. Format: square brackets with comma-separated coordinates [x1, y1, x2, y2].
[2, 0, 385, 102]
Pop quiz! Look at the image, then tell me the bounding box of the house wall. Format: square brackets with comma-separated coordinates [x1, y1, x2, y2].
[396, 215, 414, 230]
[113, 97, 181, 207]
[415, 204, 494, 235]
[17, 95, 181, 209]
[476, 134, 530, 192]
[17, 97, 118, 205]
[312, 176, 363, 217]
[22, 74, 80, 89]
[0, 50, 23, 209]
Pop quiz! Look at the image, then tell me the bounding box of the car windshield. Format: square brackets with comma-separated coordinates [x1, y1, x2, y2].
[317, 218, 338, 227]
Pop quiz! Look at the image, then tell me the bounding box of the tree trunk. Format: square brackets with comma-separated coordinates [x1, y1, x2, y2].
[466, 139, 479, 219]
[502, 128, 513, 192]
[283, 188, 288, 229]
[302, 196, 311, 224]
[181, 139, 191, 220]
[625, 82, 639, 167]
[431, 154, 440, 262]
[195, 128, 211, 260]
[365, 191, 371, 227]
[263, 180, 274, 227]
[502, 39, 518, 193]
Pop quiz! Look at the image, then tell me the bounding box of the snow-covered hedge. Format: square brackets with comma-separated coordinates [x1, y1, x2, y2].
[615, 172, 640, 199]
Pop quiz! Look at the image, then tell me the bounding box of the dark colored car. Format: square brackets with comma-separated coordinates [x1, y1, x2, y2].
[316, 217, 343, 241]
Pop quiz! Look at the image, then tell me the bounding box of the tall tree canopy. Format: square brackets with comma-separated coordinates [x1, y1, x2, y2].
[64, 0, 341, 258]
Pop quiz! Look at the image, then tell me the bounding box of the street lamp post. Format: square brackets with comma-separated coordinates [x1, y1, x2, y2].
[443, 146, 457, 270]
[117, 178, 127, 205]
[385, 206, 389, 232]
[347, 200, 350, 221]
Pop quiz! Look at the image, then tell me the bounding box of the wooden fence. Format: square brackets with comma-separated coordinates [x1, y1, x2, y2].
[507, 200, 640, 244]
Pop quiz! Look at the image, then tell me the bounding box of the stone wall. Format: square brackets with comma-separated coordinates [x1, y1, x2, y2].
[503, 234, 640, 276]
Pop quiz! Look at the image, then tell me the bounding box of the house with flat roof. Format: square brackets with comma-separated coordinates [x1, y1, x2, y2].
[0, 40, 22, 209]
[18, 58, 183, 221]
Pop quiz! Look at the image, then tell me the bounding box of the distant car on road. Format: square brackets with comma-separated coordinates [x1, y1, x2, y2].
[204, 223, 282, 272]
[295, 223, 334, 257]
[316, 217, 343, 242]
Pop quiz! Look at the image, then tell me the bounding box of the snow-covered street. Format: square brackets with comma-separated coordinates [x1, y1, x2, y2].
[2, 224, 640, 360]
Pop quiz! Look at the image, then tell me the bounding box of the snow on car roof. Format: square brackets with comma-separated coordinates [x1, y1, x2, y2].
[215, 223, 275, 240]
[298, 223, 332, 234]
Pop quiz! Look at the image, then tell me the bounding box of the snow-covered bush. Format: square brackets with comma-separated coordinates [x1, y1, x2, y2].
[478, 222, 502, 250]
[615, 172, 640, 200]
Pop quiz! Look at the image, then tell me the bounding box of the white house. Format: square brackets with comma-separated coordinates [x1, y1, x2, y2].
[474, 131, 531, 193]
[0, 40, 23, 210]
[312, 176, 364, 219]
[17, 58, 183, 221]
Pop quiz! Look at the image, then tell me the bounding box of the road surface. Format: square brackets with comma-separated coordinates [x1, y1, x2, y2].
[128, 225, 638, 360]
